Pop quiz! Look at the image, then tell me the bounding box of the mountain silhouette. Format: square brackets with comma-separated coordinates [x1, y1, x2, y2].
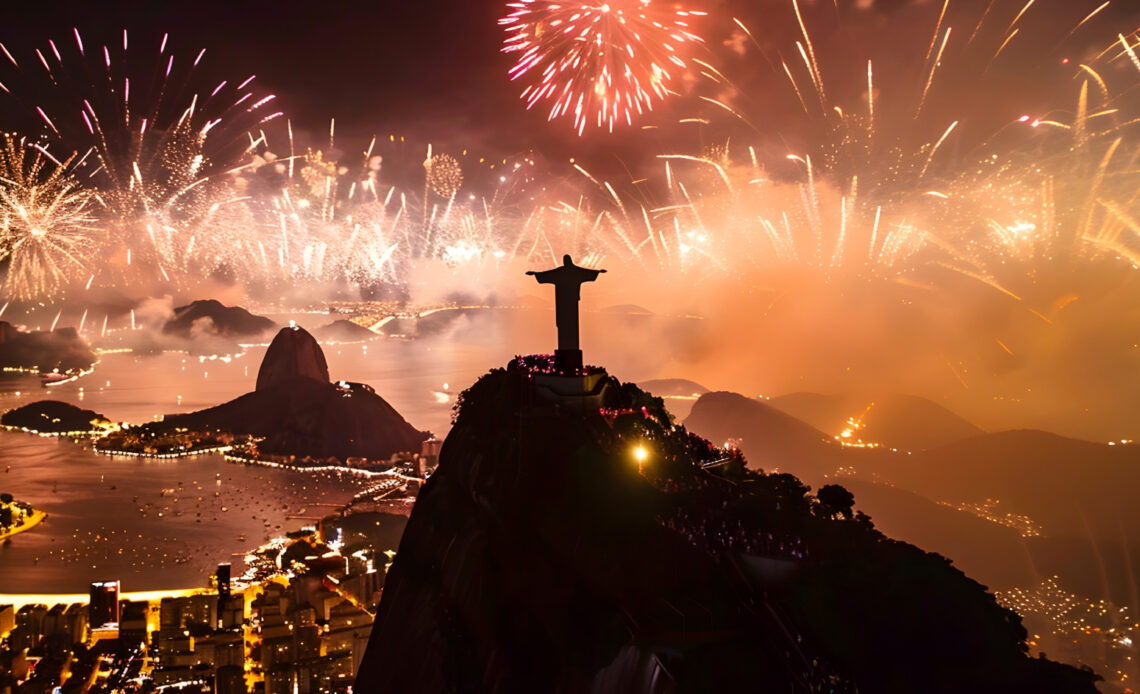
[161, 325, 426, 461]
[838, 478, 1036, 591]
[771, 392, 982, 451]
[1, 400, 111, 434]
[684, 391, 839, 479]
[161, 299, 276, 339]
[256, 325, 330, 391]
[355, 363, 1098, 693]
[313, 319, 378, 342]
[678, 391, 1140, 605]
[869, 430, 1139, 543]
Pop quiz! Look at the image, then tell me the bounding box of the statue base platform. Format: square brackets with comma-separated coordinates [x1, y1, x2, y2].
[533, 372, 608, 412]
[514, 354, 609, 412]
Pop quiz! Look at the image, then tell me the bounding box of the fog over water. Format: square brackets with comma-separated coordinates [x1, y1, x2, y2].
[1, 299, 1135, 595]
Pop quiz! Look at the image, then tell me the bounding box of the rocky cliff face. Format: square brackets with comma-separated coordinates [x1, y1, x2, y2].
[355, 362, 1099, 693]
[256, 325, 330, 391]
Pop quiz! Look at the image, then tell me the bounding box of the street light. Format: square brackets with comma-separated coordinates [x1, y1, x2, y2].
[633, 445, 648, 474]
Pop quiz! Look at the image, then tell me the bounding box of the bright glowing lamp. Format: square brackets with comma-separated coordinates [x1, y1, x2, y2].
[633, 444, 648, 473]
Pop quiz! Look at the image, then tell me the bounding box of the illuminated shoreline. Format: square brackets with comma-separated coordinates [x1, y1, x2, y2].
[0, 364, 96, 387]
[0, 587, 211, 610]
[0, 506, 46, 542]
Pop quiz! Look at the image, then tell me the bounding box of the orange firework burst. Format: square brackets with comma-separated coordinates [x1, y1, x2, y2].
[500, 0, 705, 135]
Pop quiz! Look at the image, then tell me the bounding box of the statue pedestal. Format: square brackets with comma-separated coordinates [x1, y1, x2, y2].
[533, 371, 608, 412]
[554, 349, 583, 373]
[514, 354, 609, 412]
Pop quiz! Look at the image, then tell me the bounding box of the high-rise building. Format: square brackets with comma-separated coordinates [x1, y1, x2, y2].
[89, 581, 120, 628]
[216, 564, 232, 602]
[215, 563, 232, 629]
[215, 664, 248, 694]
[119, 601, 149, 650]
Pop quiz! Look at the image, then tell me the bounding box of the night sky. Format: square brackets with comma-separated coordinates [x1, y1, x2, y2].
[2, 0, 1139, 170]
[2, 0, 551, 158]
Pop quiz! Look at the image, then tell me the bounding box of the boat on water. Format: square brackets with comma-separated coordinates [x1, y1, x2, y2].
[40, 371, 69, 385]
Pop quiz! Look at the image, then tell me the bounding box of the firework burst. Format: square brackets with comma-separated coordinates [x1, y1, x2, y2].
[500, 0, 706, 135]
[0, 28, 282, 287]
[662, 2, 1140, 289]
[425, 153, 464, 198]
[0, 135, 97, 299]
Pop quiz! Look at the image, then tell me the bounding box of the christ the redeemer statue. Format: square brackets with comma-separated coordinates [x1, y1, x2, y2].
[527, 255, 605, 373]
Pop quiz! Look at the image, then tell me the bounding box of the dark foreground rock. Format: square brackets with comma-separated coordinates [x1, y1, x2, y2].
[355, 363, 1098, 693]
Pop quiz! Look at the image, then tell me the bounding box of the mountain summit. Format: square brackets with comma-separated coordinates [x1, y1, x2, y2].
[159, 324, 426, 462]
[355, 360, 1098, 693]
[256, 324, 331, 391]
[161, 299, 275, 339]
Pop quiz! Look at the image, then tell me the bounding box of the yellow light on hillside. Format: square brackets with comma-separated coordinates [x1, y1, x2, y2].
[633, 445, 648, 473]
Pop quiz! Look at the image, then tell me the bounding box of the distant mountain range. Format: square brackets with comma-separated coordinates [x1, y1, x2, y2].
[313, 319, 378, 342]
[769, 392, 983, 452]
[681, 389, 1140, 603]
[684, 391, 840, 479]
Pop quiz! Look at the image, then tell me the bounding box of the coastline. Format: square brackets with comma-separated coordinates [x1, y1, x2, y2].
[0, 587, 210, 610]
[0, 506, 46, 542]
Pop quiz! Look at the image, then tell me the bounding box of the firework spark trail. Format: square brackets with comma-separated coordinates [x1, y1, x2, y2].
[917, 27, 952, 117]
[1120, 34, 1140, 72]
[866, 60, 874, 136]
[791, 0, 825, 108]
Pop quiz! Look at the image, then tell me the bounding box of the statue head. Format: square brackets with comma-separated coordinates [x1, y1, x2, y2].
[563, 254, 573, 266]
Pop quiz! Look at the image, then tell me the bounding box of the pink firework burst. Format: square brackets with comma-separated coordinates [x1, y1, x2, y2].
[500, 0, 706, 135]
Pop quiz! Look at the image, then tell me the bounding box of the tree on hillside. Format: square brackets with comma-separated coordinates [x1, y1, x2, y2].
[817, 484, 856, 520]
